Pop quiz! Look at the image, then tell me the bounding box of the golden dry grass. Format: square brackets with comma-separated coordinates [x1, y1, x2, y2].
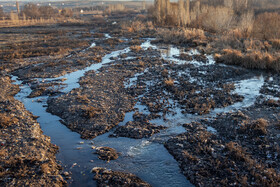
[156, 28, 206, 45]
[164, 78, 174, 87]
[215, 48, 280, 72]
[130, 45, 142, 52]
[0, 113, 19, 128]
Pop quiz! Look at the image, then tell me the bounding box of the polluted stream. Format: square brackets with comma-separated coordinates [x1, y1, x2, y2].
[11, 36, 275, 187]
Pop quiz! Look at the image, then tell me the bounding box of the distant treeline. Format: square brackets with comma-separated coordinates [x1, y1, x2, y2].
[0, 3, 73, 20]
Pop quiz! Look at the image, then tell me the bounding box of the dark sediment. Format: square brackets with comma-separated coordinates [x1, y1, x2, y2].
[0, 76, 66, 186]
[110, 121, 167, 139]
[95, 147, 119, 161]
[165, 105, 280, 186]
[91, 167, 151, 187]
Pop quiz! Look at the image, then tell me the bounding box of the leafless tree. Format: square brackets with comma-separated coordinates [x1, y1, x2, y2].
[184, 0, 190, 26]
[0, 7, 5, 19]
[155, 0, 162, 24]
[22, 3, 40, 19]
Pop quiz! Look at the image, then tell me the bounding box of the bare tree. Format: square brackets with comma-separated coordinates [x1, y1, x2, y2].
[142, 0, 146, 10]
[0, 7, 5, 19]
[253, 12, 280, 40]
[178, 0, 184, 26]
[39, 6, 58, 19]
[161, 0, 166, 22]
[155, 0, 162, 23]
[201, 6, 234, 32]
[165, 0, 170, 16]
[238, 10, 254, 37]
[22, 3, 40, 19]
[184, 0, 190, 26]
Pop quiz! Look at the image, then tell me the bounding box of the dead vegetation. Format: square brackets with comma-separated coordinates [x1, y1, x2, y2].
[0, 76, 65, 186]
[215, 48, 280, 72]
[92, 167, 151, 187]
[94, 147, 119, 161]
[147, 0, 280, 72]
[166, 115, 280, 186]
[155, 27, 206, 46]
[0, 113, 19, 128]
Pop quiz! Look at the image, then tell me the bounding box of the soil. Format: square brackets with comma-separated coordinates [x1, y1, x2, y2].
[165, 101, 280, 186]
[91, 167, 151, 187]
[0, 76, 66, 186]
[94, 147, 119, 162]
[46, 48, 163, 139]
[110, 120, 167, 139]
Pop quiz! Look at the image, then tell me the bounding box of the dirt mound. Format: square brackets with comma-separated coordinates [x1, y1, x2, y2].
[92, 167, 151, 187]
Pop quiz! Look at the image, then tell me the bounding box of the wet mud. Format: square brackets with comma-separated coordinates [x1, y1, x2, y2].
[1, 14, 279, 187]
[0, 77, 66, 186]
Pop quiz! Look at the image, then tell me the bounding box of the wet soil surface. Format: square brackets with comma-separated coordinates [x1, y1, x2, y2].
[0, 77, 66, 186]
[92, 167, 151, 187]
[94, 147, 119, 162]
[165, 102, 280, 186]
[1, 16, 280, 187]
[47, 49, 163, 139]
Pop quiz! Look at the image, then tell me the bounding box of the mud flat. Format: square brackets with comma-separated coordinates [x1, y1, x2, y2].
[10, 31, 190, 186]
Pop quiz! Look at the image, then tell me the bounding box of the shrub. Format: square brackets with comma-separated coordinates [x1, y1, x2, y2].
[200, 6, 234, 33]
[61, 8, 73, 18]
[270, 39, 280, 50]
[239, 118, 268, 136]
[22, 3, 40, 19]
[156, 28, 206, 45]
[253, 12, 280, 40]
[216, 48, 280, 71]
[216, 49, 243, 65]
[161, 69, 169, 77]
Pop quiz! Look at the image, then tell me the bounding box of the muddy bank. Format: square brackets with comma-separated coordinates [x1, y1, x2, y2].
[0, 76, 65, 186]
[165, 101, 280, 186]
[46, 67, 136, 139]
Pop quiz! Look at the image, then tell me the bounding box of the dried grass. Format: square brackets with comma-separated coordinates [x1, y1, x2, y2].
[156, 28, 206, 45]
[164, 78, 174, 87]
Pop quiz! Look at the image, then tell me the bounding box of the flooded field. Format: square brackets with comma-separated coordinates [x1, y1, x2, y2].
[10, 31, 280, 186]
[0, 8, 279, 186]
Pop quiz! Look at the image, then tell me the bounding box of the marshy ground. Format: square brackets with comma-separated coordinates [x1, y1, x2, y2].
[0, 12, 279, 187]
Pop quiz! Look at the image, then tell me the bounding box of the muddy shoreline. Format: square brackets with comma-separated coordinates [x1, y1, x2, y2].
[0, 76, 66, 186]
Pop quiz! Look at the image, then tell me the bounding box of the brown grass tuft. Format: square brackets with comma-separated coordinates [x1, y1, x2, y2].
[164, 78, 174, 87]
[0, 113, 19, 128]
[130, 45, 142, 52]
